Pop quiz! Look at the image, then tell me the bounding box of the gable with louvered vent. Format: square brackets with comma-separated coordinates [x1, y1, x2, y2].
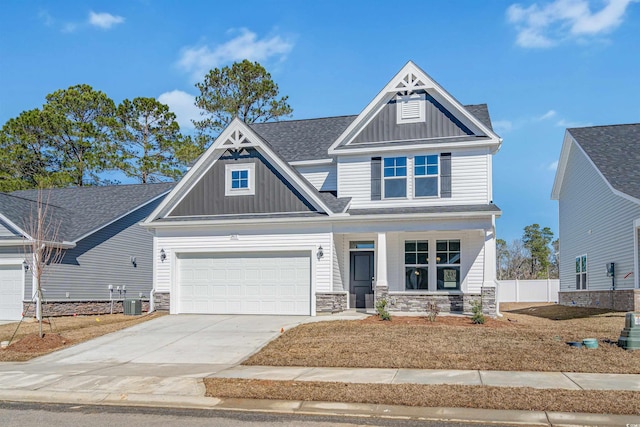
[397, 94, 425, 124]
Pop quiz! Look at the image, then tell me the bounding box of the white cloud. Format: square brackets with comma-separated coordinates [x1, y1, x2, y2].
[38, 10, 54, 27]
[555, 118, 592, 127]
[506, 0, 636, 48]
[157, 90, 201, 130]
[537, 110, 557, 120]
[88, 11, 125, 29]
[548, 160, 559, 171]
[61, 22, 78, 33]
[177, 28, 294, 81]
[493, 120, 514, 134]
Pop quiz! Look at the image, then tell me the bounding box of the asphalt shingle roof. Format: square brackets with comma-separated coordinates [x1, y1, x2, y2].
[7, 182, 174, 242]
[568, 124, 640, 201]
[250, 104, 494, 162]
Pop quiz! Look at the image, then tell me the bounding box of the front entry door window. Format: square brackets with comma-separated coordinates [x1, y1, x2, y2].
[350, 251, 374, 309]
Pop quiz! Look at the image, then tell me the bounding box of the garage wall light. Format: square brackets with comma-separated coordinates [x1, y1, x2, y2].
[160, 248, 166, 262]
[317, 245, 324, 260]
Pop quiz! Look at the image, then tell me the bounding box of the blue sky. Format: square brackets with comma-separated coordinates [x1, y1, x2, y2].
[1, 0, 639, 242]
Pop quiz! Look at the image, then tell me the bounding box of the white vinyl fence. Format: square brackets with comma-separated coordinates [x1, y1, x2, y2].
[497, 279, 559, 303]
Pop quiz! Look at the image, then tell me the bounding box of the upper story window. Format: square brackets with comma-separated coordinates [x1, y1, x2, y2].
[414, 155, 439, 197]
[225, 163, 255, 196]
[576, 255, 587, 290]
[396, 93, 426, 124]
[383, 157, 407, 198]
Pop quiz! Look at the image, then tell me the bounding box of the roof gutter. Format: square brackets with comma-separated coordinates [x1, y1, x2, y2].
[0, 239, 75, 249]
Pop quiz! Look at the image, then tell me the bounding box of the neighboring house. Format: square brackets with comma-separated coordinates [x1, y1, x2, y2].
[0, 183, 174, 320]
[552, 124, 640, 311]
[142, 61, 503, 317]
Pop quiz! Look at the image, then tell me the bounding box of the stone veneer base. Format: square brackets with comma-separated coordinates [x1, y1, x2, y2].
[316, 292, 348, 313]
[559, 289, 640, 312]
[22, 300, 150, 317]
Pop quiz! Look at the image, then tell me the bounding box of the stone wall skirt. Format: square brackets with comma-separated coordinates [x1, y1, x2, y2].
[23, 300, 150, 317]
[316, 292, 348, 313]
[559, 289, 640, 311]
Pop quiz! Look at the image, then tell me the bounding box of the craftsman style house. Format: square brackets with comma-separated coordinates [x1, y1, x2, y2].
[143, 61, 503, 316]
[552, 124, 640, 311]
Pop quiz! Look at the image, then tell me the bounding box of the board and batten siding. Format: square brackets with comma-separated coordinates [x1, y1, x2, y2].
[154, 228, 333, 295]
[295, 164, 337, 192]
[558, 142, 640, 292]
[337, 149, 490, 208]
[386, 231, 485, 293]
[27, 200, 162, 300]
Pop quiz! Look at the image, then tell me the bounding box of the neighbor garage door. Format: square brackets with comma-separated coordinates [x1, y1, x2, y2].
[177, 252, 311, 315]
[0, 264, 23, 320]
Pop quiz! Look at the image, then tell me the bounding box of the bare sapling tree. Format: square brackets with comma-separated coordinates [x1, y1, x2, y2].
[22, 188, 64, 338]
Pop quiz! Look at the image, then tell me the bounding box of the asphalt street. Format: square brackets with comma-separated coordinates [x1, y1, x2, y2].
[0, 401, 494, 427]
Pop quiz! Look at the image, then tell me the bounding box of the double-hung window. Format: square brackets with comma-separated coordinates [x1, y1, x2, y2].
[576, 255, 587, 290]
[414, 155, 439, 197]
[405, 240, 429, 290]
[436, 240, 460, 290]
[383, 157, 407, 198]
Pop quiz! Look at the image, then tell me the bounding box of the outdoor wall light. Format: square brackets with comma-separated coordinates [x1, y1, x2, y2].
[160, 248, 166, 262]
[317, 245, 324, 260]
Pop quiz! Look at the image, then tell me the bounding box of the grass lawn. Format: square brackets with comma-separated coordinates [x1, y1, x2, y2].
[204, 303, 640, 415]
[244, 303, 640, 373]
[0, 311, 165, 362]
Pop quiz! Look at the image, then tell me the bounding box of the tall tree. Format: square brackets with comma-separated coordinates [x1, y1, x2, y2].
[193, 60, 293, 144]
[43, 84, 118, 186]
[115, 97, 192, 183]
[497, 238, 531, 279]
[522, 224, 554, 278]
[0, 109, 64, 191]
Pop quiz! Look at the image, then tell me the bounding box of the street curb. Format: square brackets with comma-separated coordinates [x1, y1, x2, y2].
[0, 390, 639, 426]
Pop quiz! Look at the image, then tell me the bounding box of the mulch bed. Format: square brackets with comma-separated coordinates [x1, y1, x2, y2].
[6, 333, 70, 352]
[205, 378, 640, 415]
[361, 314, 512, 328]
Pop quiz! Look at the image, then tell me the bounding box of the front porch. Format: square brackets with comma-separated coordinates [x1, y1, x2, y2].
[317, 224, 498, 316]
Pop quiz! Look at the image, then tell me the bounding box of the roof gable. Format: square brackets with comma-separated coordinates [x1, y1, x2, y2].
[328, 61, 501, 155]
[145, 119, 341, 224]
[553, 124, 640, 203]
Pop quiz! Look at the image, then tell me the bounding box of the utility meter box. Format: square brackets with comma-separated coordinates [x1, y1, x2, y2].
[618, 312, 640, 350]
[124, 298, 142, 316]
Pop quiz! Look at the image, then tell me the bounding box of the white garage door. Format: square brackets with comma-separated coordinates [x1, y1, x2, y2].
[0, 264, 23, 321]
[177, 252, 311, 315]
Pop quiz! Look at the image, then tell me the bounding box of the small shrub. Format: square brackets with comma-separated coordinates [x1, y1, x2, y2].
[375, 299, 391, 321]
[426, 302, 440, 322]
[471, 300, 485, 324]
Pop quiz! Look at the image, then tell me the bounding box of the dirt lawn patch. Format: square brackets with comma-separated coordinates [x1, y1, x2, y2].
[0, 312, 165, 362]
[244, 303, 640, 373]
[205, 378, 640, 415]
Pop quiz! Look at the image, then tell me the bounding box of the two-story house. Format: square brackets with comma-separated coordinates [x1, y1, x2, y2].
[142, 61, 502, 316]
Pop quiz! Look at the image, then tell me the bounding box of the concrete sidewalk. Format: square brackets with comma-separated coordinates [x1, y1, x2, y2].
[211, 365, 640, 391]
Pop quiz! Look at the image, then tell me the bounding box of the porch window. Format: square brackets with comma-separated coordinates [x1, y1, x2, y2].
[576, 255, 587, 290]
[414, 155, 439, 197]
[405, 240, 428, 290]
[383, 157, 407, 198]
[436, 240, 460, 290]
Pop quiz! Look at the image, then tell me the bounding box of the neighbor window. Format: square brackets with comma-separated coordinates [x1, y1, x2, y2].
[436, 240, 460, 290]
[225, 163, 255, 196]
[414, 155, 439, 197]
[405, 240, 428, 290]
[383, 157, 407, 198]
[576, 255, 587, 290]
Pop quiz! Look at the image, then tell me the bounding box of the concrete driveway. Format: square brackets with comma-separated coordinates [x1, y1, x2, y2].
[0, 312, 367, 398]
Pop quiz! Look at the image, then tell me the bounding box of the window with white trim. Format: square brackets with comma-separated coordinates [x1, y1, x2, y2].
[414, 155, 439, 197]
[396, 93, 426, 124]
[383, 157, 407, 198]
[436, 240, 460, 290]
[405, 240, 428, 290]
[225, 163, 255, 196]
[576, 255, 587, 290]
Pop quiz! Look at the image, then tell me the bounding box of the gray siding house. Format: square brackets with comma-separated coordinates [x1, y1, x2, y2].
[0, 183, 173, 320]
[552, 124, 640, 311]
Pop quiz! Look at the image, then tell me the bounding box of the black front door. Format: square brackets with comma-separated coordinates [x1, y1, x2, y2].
[350, 251, 374, 309]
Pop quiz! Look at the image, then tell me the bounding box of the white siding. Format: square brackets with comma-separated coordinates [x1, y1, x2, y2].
[155, 226, 333, 298]
[337, 149, 490, 208]
[558, 142, 640, 291]
[296, 164, 337, 192]
[0, 220, 18, 238]
[332, 234, 345, 291]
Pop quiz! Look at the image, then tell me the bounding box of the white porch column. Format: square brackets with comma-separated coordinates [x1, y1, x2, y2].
[482, 217, 498, 316]
[376, 232, 388, 287]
